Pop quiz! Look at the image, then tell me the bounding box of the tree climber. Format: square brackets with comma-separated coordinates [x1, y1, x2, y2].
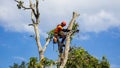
[53, 21, 70, 53]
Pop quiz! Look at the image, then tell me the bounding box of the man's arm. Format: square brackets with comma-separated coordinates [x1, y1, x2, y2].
[62, 29, 70, 32]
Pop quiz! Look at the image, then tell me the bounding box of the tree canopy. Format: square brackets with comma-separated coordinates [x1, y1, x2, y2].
[65, 47, 110, 68]
[10, 46, 110, 68]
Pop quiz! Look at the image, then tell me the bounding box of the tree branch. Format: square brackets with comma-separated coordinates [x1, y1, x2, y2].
[67, 12, 80, 30]
[34, 24, 42, 50]
[15, 0, 31, 10]
[60, 12, 80, 68]
[31, 11, 36, 24]
[36, 0, 40, 24]
[29, 0, 37, 18]
[36, 0, 40, 16]
[43, 38, 51, 52]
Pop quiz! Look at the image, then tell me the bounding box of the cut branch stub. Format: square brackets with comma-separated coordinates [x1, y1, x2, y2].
[67, 12, 80, 30]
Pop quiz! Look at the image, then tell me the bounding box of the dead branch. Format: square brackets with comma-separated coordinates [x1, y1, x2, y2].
[15, 0, 31, 10]
[43, 38, 51, 52]
[29, 0, 37, 18]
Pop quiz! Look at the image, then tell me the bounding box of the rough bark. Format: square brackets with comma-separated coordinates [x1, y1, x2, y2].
[59, 12, 80, 68]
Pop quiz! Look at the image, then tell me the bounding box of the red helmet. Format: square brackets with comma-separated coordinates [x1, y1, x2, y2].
[61, 21, 66, 26]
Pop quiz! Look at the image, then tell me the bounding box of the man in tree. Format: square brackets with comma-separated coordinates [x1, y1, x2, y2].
[53, 21, 69, 53]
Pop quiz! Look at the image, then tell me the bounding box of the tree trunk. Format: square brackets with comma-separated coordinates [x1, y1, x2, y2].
[40, 51, 44, 60]
[15, 0, 51, 68]
[59, 12, 80, 68]
[30, 0, 50, 61]
[33, 24, 43, 59]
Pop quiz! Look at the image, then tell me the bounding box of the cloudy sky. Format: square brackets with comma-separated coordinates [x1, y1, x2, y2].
[0, 0, 120, 68]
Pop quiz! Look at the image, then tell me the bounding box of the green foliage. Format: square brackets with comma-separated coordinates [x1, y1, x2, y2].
[40, 57, 55, 67]
[70, 23, 79, 41]
[65, 46, 110, 68]
[46, 29, 55, 41]
[10, 57, 55, 68]
[27, 57, 38, 68]
[10, 47, 110, 68]
[16, 0, 24, 9]
[19, 62, 26, 68]
[9, 61, 26, 68]
[72, 23, 79, 30]
[99, 56, 110, 68]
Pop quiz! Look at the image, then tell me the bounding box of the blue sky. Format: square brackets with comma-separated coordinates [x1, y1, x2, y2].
[0, 0, 120, 68]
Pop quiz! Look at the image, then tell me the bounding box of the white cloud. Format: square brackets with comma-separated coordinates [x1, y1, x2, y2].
[80, 10, 120, 33]
[2, 22, 34, 33]
[80, 34, 90, 40]
[13, 56, 27, 61]
[39, 29, 48, 38]
[74, 34, 90, 41]
[0, 0, 120, 35]
[0, 0, 33, 33]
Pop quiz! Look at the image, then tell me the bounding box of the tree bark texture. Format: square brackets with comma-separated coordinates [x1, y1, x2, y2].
[60, 12, 80, 68]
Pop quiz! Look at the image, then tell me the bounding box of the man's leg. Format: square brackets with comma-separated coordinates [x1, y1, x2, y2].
[58, 41, 63, 53]
[61, 35, 66, 43]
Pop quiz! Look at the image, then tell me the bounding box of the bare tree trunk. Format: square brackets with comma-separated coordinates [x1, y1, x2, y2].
[15, 0, 51, 64]
[59, 12, 80, 68]
[33, 24, 43, 59]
